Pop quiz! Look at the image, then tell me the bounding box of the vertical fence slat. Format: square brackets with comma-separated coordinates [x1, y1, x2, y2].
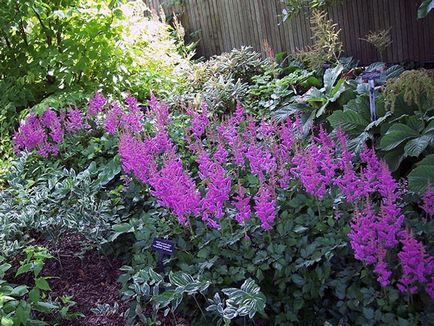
[147, 0, 434, 64]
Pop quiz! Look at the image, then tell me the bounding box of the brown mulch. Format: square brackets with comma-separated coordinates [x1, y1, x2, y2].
[41, 233, 127, 326]
[5, 233, 191, 325]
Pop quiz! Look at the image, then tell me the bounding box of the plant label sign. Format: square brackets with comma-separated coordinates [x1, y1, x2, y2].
[152, 238, 175, 255]
[152, 238, 174, 274]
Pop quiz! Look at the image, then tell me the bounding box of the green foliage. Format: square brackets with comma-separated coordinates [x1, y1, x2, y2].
[0, 0, 190, 180]
[0, 247, 78, 326]
[0, 154, 124, 257]
[383, 69, 434, 113]
[111, 186, 433, 325]
[281, 0, 342, 21]
[171, 47, 272, 114]
[119, 265, 265, 326]
[294, 10, 343, 71]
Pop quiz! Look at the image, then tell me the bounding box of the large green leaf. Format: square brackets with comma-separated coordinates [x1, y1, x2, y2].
[328, 110, 369, 135]
[404, 135, 431, 157]
[379, 123, 419, 151]
[408, 154, 434, 194]
[323, 64, 344, 91]
[384, 149, 406, 172]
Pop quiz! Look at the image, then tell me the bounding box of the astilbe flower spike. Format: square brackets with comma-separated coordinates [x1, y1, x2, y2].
[232, 184, 252, 224]
[149, 155, 200, 225]
[397, 230, 434, 297]
[87, 92, 107, 117]
[65, 108, 84, 132]
[421, 183, 434, 218]
[254, 183, 276, 230]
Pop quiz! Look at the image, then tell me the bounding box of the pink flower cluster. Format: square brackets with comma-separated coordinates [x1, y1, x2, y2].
[13, 92, 434, 298]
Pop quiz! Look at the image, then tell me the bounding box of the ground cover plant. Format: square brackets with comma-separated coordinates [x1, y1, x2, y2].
[4, 87, 434, 324]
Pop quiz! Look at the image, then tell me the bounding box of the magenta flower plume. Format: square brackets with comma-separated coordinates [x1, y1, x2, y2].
[397, 231, 434, 297]
[65, 108, 84, 132]
[149, 156, 200, 225]
[233, 184, 251, 224]
[105, 103, 123, 134]
[254, 183, 276, 230]
[118, 133, 156, 184]
[201, 161, 231, 225]
[421, 183, 434, 217]
[189, 102, 209, 138]
[87, 92, 107, 117]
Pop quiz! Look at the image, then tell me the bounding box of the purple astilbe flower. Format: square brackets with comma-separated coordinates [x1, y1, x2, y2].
[188, 102, 209, 138]
[87, 92, 107, 117]
[197, 150, 213, 180]
[41, 109, 64, 143]
[376, 162, 400, 202]
[230, 134, 247, 168]
[258, 120, 275, 139]
[118, 133, 156, 183]
[291, 141, 335, 199]
[278, 119, 295, 159]
[232, 101, 245, 125]
[397, 231, 434, 297]
[120, 95, 144, 134]
[374, 248, 392, 287]
[334, 131, 369, 202]
[421, 184, 434, 218]
[149, 95, 170, 130]
[377, 198, 404, 249]
[65, 108, 84, 132]
[348, 202, 379, 265]
[105, 103, 123, 134]
[13, 114, 45, 153]
[254, 183, 276, 230]
[245, 143, 277, 182]
[153, 129, 174, 155]
[214, 144, 228, 164]
[13, 113, 60, 157]
[232, 184, 251, 224]
[149, 156, 200, 225]
[360, 145, 382, 193]
[201, 162, 231, 227]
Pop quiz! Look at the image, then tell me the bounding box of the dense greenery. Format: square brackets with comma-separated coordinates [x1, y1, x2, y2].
[1, 2, 434, 325]
[0, 0, 191, 180]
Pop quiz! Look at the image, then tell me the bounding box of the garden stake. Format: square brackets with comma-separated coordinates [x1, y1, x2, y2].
[361, 70, 382, 122]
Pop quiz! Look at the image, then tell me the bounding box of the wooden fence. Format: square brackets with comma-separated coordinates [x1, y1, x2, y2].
[145, 0, 434, 64]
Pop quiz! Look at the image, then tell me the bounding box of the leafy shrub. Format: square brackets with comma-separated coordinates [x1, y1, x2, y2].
[0, 0, 190, 180]
[0, 155, 123, 257]
[294, 10, 343, 71]
[171, 47, 272, 114]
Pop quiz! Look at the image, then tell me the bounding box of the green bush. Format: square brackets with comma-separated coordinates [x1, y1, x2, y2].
[0, 0, 191, 180]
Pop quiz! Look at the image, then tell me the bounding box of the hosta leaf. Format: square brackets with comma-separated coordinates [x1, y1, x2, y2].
[407, 116, 425, 132]
[384, 150, 405, 172]
[323, 64, 344, 90]
[404, 135, 431, 157]
[327, 110, 368, 135]
[169, 271, 195, 288]
[408, 154, 434, 194]
[379, 123, 419, 151]
[423, 119, 434, 134]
